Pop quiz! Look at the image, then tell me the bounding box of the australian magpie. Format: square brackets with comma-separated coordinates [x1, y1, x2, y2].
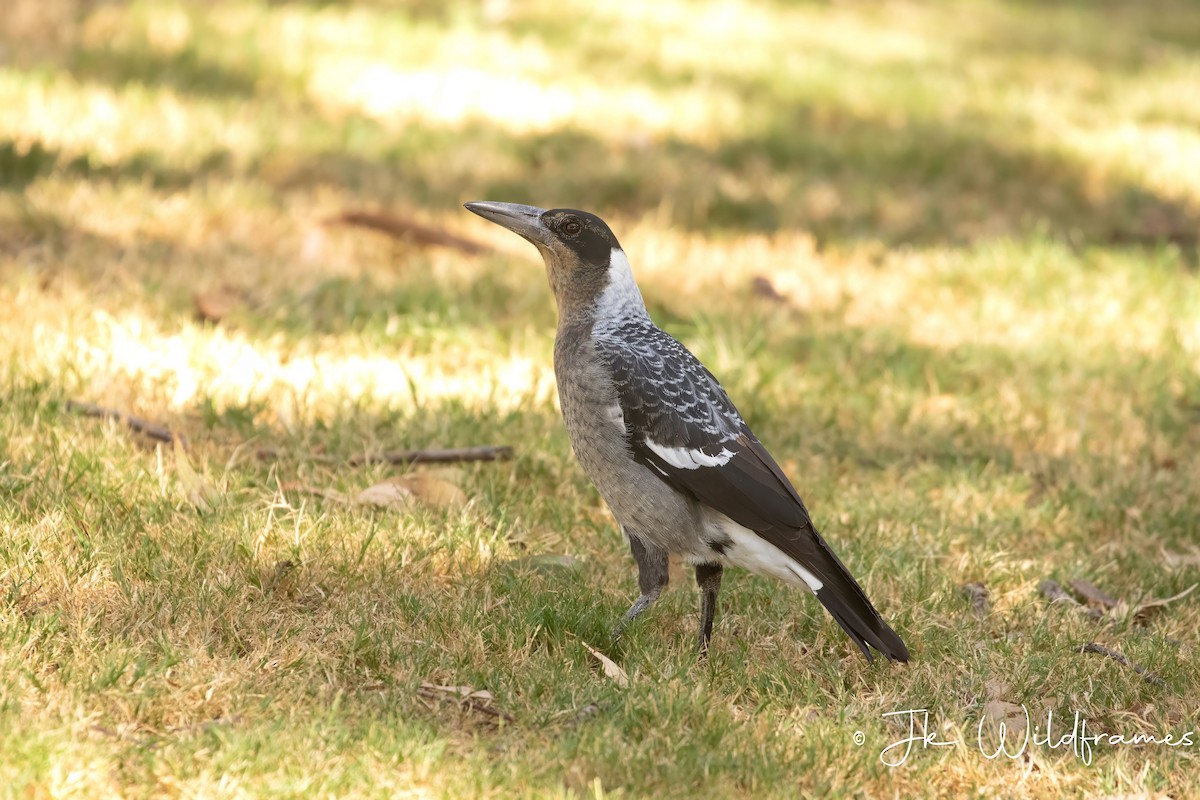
[464, 201, 908, 663]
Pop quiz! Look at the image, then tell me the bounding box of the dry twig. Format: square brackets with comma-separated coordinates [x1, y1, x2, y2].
[348, 446, 512, 466]
[67, 400, 185, 445]
[328, 210, 492, 255]
[258, 445, 512, 466]
[1077, 642, 1167, 688]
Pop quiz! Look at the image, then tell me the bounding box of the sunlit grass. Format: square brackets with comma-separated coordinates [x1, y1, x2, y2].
[2, 0, 1200, 798]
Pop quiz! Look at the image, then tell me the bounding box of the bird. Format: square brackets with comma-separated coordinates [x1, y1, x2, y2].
[464, 201, 909, 663]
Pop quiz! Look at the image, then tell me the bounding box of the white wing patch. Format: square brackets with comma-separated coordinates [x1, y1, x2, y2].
[715, 516, 824, 593]
[644, 437, 734, 469]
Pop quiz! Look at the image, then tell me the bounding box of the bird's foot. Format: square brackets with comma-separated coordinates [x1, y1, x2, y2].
[612, 590, 661, 641]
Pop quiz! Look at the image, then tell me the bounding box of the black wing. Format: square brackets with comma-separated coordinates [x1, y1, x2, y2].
[595, 321, 908, 662]
[594, 321, 812, 532]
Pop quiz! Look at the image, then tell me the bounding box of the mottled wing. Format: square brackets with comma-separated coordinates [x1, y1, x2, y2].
[594, 321, 813, 534]
[595, 321, 909, 663]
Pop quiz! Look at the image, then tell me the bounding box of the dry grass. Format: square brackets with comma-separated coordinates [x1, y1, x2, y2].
[2, 1, 1200, 798]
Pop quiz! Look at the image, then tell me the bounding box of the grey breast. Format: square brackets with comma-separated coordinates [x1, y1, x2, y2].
[553, 328, 701, 554]
[553, 330, 627, 485]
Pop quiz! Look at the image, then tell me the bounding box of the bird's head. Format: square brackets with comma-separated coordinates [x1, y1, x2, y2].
[464, 201, 642, 320]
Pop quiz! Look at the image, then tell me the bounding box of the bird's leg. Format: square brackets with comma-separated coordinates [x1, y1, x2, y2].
[695, 563, 724, 654]
[613, 535, 669, 639]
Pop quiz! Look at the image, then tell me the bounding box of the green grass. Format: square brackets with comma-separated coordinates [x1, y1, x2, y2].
[2, 0, 1200, 797]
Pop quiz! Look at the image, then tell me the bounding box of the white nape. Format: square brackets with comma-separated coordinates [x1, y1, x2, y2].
[594, 248, 648, 324]
[715, 516, 824, 593]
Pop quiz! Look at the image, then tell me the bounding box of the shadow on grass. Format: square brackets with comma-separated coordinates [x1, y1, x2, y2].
[989, 0, 1200, 63]
[9, 114, 1198, 254]
[7, 204, 1197, 493]
[0, 137, 232, 192]
[68, 44, 262, 100]
[10, 234, 1197, 557]
[12, 0, 1195, 248]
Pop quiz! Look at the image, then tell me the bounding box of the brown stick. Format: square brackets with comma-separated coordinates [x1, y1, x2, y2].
[257, 445, 513, 466]
[67, 400, 185, 445]
[328, 210, 493, 255]
[1077, 642, 1167, 688]
[349, 446, 512, 466]
[256, 447, 333, 463]
[1106, 229, 1198, 248]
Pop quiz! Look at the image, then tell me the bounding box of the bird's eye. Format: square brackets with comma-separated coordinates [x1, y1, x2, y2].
[563, 219, 582, 237]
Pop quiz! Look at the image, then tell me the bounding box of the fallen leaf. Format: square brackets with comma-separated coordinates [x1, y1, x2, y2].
[960, 582, 989, 618]
[356, 474, 469, 512]
[984, 678, 1010, 700]
[174, 438, 220, 511]
[1037, 579, 1078, 606]
[979, 700, 1028, 748]
[751, 275, 786, 302]
[1040, 578, 1108, 621]
[417, 682, 513, 722]
[1133, 583, 1197, 624]
[404, 473, 469, 510]
[1069, 579, 1119, 609]
[983, 699, 1026, 722]
[1162, 546, 1200, 570]
[582, 642, 629, 688]
[193, 288, 241, 323]
[356, 479, 414, 509]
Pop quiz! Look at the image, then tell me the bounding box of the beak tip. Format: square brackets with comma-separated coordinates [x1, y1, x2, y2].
[462, 201, 550, 248]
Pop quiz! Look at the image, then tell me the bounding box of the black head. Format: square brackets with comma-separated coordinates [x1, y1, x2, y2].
[463, 202, 621, 269]
[464, 201, 632, 314]
[539, 208, 621, 267]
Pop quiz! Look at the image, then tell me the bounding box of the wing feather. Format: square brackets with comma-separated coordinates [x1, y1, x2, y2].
[595, 323, 909, 662]
[596, 322, 811, 532]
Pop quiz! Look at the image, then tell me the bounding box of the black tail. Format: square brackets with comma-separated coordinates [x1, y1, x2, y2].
[809, 534, 909, 663]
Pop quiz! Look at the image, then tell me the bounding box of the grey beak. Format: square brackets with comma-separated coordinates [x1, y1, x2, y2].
[464, 201, 552, 247]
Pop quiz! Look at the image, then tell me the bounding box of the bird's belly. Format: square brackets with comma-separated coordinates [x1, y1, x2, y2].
[700, 511, 822, 593]
[557, 381, 702, 554]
